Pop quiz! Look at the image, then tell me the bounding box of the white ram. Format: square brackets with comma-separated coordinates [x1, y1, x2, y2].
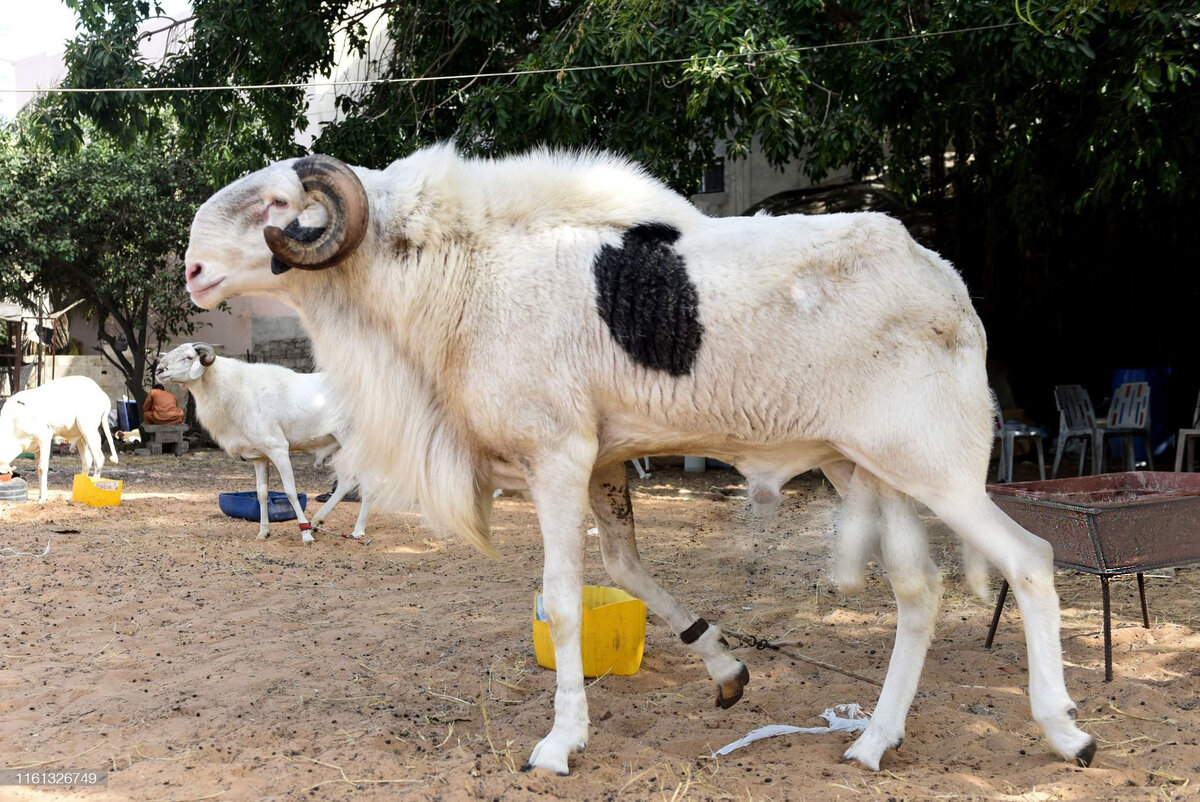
[180, 146, 1095, 774]
[0, 375, 119, 502]
[154, 343, 369, 543]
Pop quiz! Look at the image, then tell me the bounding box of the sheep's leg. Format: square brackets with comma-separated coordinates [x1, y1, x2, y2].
[310, 479, 350, 525]
[74, 437, 92, 477]
[523, 439, 596, 775]
[34, 436, 51, 502]
[349, 493, 370, 540]
[921, 490, 1096, 766]
[81, 432, 104, 478]
[311, 477, 370, 539]
[590, 462, 749, 708]
[268, 451, 314, 544]
[822, 460, 881, 595]
[845, 484, 942, 770]
[252, 459, 272, 540]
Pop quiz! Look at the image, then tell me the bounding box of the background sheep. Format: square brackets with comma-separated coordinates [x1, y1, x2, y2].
[0, 375, 118, 502]
[180, 146, 1095, 775]
[155, 342, 369, 542]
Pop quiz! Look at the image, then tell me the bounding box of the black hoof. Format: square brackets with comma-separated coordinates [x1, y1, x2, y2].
[715, 664, 751, 709]
[1074, 738, 1097, 768]
[520, 762, 567, 776]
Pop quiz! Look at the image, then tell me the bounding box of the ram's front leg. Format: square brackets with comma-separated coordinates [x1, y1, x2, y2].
[522, 439, 596, 775]
[591, 462, 748, 708]
[252, 459, 272, 540]
[268, 451, 315, 544]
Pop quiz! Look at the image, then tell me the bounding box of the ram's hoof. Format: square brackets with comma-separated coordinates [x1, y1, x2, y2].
[716, 664, 750, 709]
[520, 763, 568, 776]
[1075, 738, 1097, 768]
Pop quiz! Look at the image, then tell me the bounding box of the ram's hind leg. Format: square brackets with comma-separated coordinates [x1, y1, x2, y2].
[826, 465, 942, 770]
[822, 460, 882, 595]
[590, 462, 749, 709]
[921, 490, 1096, 766]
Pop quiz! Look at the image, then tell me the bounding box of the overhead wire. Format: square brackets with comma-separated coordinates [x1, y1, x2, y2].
[1, 21, 1023, 97]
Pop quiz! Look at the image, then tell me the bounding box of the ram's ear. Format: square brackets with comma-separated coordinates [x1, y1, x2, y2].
[187, 360, 205, 380]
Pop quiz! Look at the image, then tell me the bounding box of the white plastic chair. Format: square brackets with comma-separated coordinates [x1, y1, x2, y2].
[1098, 381, 1154, 472]
[1051, 384, 1101, 478]
[1173, 389, 1200, 472]
[992, 396, 1046, 483]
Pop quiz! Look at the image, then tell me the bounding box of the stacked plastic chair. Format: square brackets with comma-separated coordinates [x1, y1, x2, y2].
[1097, 381, 1154, 472]
[1051, 384, 1101, 478]
[992, 396, 1046, 483]
[1173, 389, 1200, 472]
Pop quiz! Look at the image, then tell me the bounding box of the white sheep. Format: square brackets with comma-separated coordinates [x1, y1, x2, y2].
[180, 146, 1096, 774]
[154, 343, 369, 543]
[0, 375, 119, 502]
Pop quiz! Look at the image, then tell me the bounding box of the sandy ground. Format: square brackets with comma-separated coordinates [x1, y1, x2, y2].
[0, 449, 1197, 801]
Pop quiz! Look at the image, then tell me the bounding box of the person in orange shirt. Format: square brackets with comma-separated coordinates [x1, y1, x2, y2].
[143, 382, 186, 425]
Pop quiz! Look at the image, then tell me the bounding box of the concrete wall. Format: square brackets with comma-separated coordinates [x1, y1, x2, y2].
[66, 294, 313, 370]
[691, 140, 855, 218]
[38, 355, 131, 403]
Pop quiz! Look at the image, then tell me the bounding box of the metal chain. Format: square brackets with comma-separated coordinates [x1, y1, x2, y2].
[724, 628, 883, 688]
[311, 525, 372, 546]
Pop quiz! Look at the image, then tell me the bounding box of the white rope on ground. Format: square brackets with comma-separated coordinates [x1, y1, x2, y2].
[0, 538, 51, 558]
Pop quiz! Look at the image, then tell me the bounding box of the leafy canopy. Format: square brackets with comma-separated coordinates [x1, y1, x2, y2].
[53, 0, 1199, 211]
[40, 0, 1200, 417]
[0, 114, 211, 403]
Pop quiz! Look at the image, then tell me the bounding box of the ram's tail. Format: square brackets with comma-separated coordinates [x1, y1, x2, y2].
[102, 414, 119, 465]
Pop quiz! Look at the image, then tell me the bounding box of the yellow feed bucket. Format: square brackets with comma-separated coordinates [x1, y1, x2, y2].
[533, 586, 646, 677]
[72, 474, 122, 507]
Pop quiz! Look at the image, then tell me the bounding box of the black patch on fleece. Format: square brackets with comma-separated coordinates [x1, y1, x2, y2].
[592, 223, 703, 376]
[269, 219, 327, 274]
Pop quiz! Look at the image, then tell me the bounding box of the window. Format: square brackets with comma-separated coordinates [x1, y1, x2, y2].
[699, 158, 725, 194]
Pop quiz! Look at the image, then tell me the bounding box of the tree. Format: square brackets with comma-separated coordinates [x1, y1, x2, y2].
[54, 1, 1200, 423]
[0, 115, 212, 406]
[54, 1, 1197, 199]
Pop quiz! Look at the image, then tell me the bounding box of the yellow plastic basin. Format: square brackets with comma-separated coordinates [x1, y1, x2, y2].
[533, 585, 646, 677]
[72, 474, 122, 507]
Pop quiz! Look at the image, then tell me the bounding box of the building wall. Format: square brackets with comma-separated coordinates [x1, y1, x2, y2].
[691, 140, 855, 218]
[66, 295, 313, 371]
[37, 355, 130, 403]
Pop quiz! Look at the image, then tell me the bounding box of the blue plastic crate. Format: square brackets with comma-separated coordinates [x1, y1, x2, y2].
[218, 490, 307, 522]
[116, 400, 140, 431]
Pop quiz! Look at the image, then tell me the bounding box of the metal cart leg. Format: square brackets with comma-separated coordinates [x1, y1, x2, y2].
[1101, 575, 1113, 682]
[1136, 572, 1149, 628]
[985, 579, 1009, 649]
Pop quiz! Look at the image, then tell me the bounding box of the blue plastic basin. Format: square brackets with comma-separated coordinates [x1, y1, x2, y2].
[219, 490, 307, 522]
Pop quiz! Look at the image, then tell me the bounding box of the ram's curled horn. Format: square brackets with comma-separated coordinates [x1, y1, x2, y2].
[194, 342, 216, 366]
[263, 155, 369, 270]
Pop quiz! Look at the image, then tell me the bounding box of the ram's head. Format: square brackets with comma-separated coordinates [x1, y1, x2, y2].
[184, 155, 368, 308]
